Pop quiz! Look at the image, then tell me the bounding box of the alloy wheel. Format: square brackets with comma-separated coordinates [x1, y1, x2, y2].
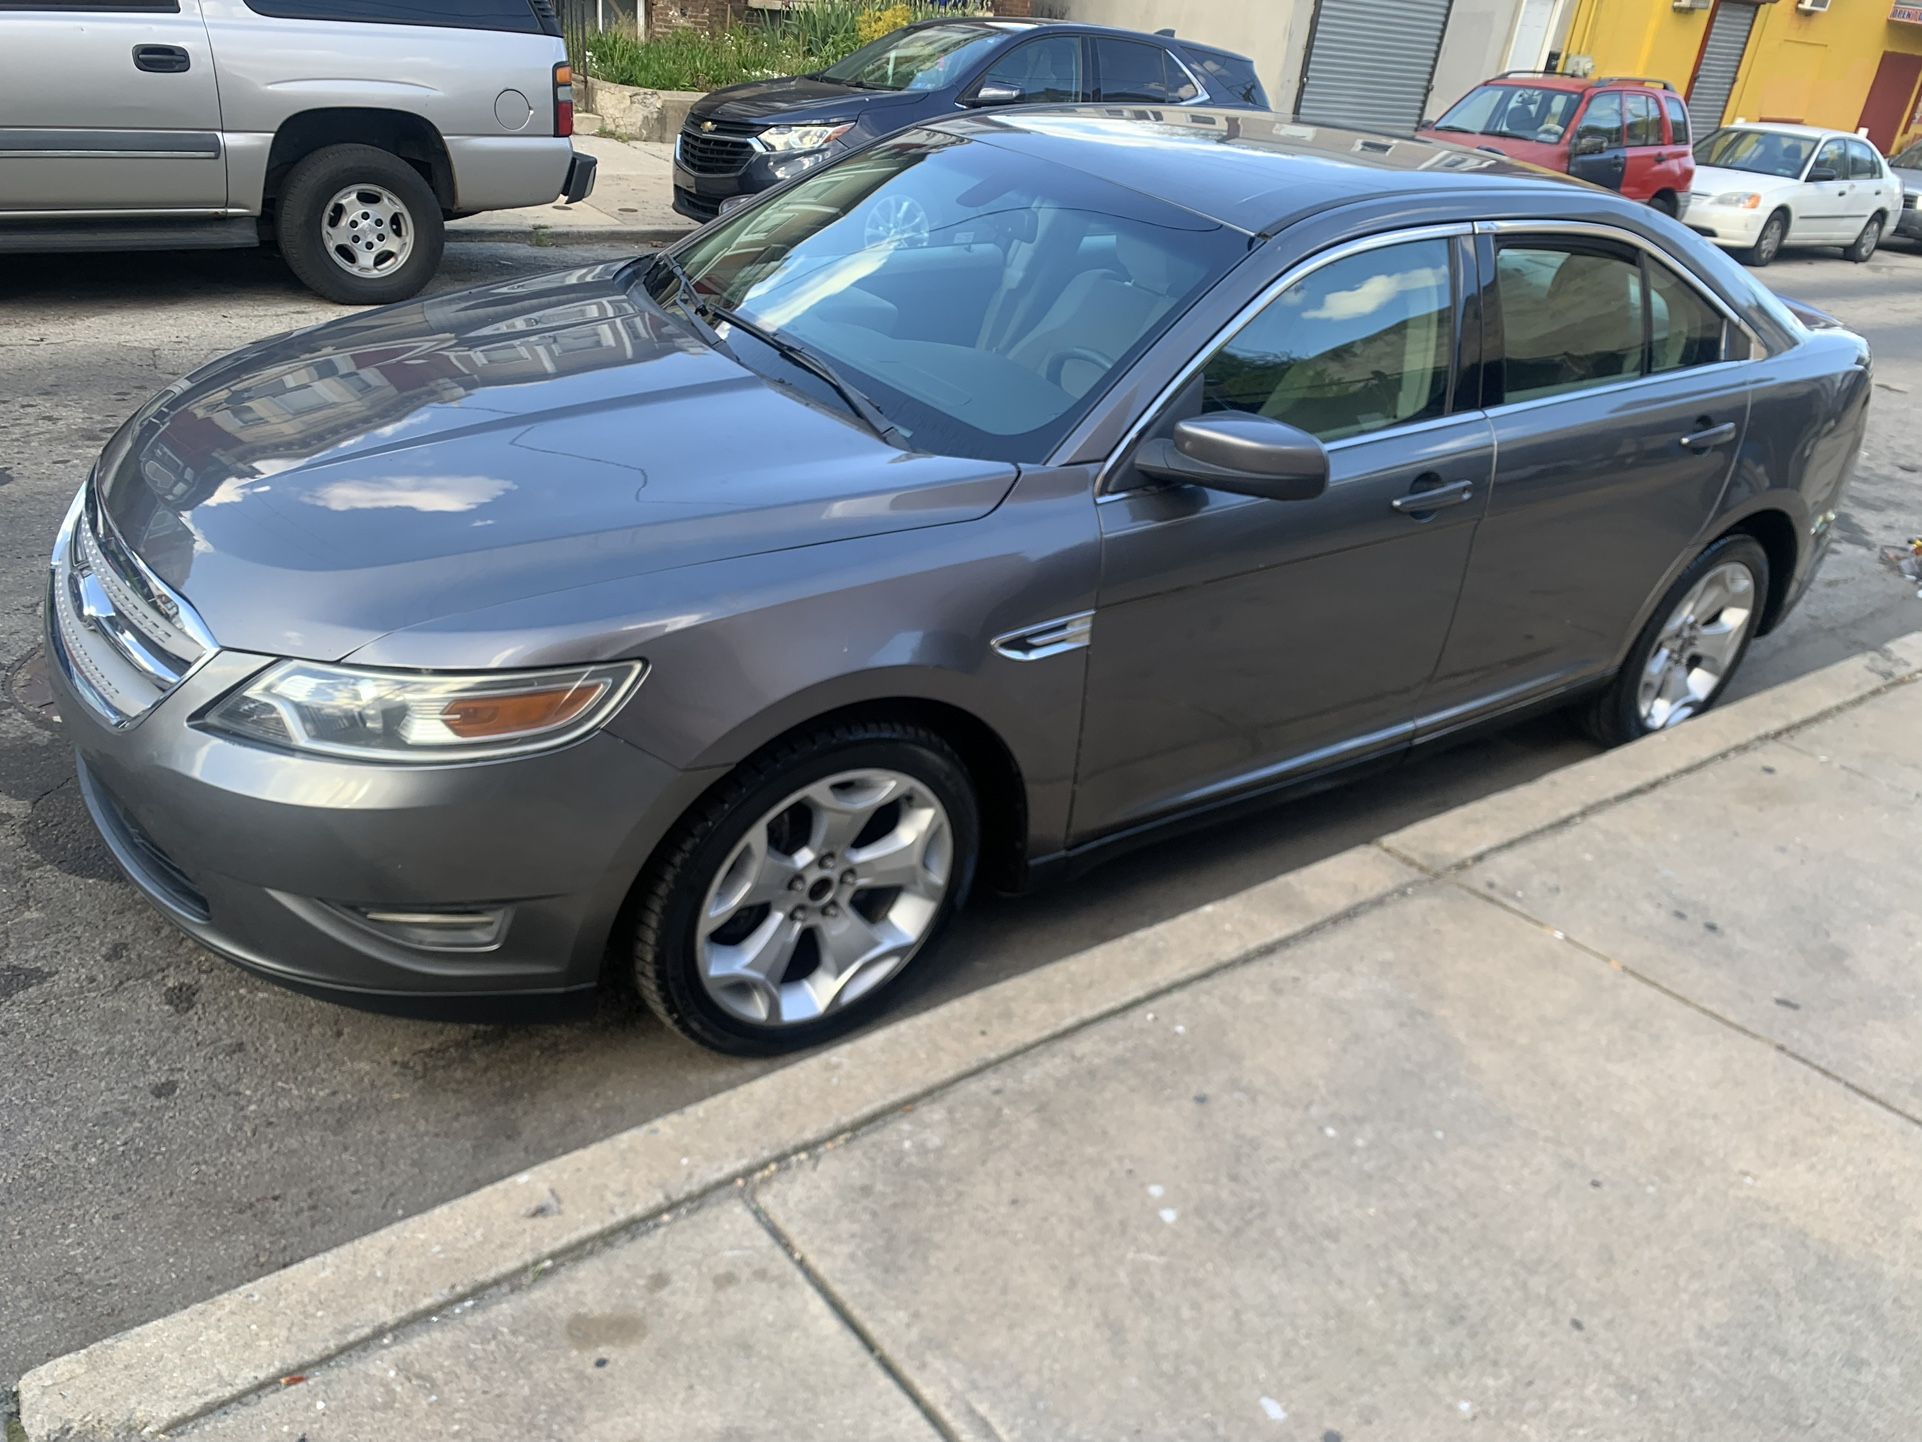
[695, 769, 953, 1028]
[320, 184, 415, 278]
[1755, 215, 1785, 265]
[1636, 561, 1756, 730]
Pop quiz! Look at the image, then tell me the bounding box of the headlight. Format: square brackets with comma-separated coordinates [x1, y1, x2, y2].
[759, 122, 853, 152]
[1713, 191, 1763, 209]
[204, 660, 644, 762]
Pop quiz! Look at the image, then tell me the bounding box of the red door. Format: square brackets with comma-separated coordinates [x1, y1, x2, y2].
[1858, 52, 1922, 154]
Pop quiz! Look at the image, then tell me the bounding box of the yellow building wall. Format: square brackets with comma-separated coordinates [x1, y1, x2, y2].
[1727, 3, 1922, 139]
[1562, 0, 1922, 146]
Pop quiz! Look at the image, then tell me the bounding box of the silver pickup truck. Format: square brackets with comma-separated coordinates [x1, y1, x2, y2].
[0, 0, 596, 302]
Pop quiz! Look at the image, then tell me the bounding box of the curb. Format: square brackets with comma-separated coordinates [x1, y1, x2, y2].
[20, 631, 1922, 1440]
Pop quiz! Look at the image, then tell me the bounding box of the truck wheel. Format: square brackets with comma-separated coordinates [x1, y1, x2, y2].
[275, 144, 444, 305]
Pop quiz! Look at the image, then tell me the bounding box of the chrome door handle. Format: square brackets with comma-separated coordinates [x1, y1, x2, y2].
[1678, 422, 1736, 451]
[1391, 479, 1474, 514]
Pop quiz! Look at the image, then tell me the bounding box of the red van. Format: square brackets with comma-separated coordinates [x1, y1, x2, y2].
[1419, 72, 1695, 216]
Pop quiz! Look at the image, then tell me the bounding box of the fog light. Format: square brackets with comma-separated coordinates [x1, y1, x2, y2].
[339, 904, 509, 950]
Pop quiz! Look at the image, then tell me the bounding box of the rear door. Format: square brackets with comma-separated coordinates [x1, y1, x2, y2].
[1568, 92, 1627, 192]
[0, 0, 225, 212]
[1845, 139, 1892, 235]
[1423, 224, 1752, 726]
[1091, 36, 1195, 105]
[1621, 92, 1665, 200]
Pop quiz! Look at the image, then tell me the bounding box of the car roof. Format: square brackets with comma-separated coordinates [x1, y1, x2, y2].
[1712, 121, 1856, 141]
[902, 15, 1257, 62]
[933, 106, 1591, 234]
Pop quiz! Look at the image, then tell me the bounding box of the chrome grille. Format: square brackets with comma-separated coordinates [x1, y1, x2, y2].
[49, 485, 214, 726]
[677, 126, 757, 176]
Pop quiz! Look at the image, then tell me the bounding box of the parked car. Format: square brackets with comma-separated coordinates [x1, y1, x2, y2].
[1887, 137, 1922, 247]
[1687, 124, 1902, 266]
[0, 0, 596, 303]
[671, 16, 1266, 222]
[49, 108, 1865, 1054]
[1418, 71, 1694, 215]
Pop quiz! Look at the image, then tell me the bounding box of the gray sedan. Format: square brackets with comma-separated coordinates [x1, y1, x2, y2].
[46, 108, 1869, 1053]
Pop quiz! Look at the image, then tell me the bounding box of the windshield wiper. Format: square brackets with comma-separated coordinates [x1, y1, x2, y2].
[710, 304, 907, 448]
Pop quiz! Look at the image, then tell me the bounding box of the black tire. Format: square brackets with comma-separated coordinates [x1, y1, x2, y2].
[1843, 212, 1883, 263]
[1649, 190, 1679, 219]
[632, 720, 980, 1055]
[1742, 209, 1789, 268]
[1578, 534, 1769, 748]
[275, 144, 444, 305]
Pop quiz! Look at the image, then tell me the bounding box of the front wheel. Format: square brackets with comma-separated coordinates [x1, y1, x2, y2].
[1843, 213, 1883, 263]
[1578, 535, 1769, 748]
[275, 143, 445, 305]
[1742, 210, 1789, 267]
[631, 721, 980, 1054]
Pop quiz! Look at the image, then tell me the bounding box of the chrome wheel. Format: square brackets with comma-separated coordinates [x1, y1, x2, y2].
[1637, 561, 1756, 730]
[696, 769, 953, 1028]
[320, 184, 414, 278]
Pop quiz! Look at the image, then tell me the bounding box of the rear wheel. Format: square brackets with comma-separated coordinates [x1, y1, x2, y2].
[1578, 535, 1769, 748]
[1649, 190, 1679, 218]
[631, 721, 980, 1054]
[275, 143, 444, 305]
[1843, 212, 1883, 263]
[1742, 209, 1789, 267]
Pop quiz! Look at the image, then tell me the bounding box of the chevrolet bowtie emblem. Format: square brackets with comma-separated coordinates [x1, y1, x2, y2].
[700, 120, 716, 132]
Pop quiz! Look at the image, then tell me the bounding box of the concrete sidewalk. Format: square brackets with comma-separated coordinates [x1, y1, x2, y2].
[20, 635, 1922, 1441]
[446, 133, 694, 248]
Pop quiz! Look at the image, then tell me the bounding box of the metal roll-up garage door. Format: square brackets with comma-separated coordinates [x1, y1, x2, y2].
[1296, 0, 1455, 134]
[1688, 1, 1757, 133]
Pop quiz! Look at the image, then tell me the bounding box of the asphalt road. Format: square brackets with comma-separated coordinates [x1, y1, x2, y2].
[3, 236, 1920, 1395]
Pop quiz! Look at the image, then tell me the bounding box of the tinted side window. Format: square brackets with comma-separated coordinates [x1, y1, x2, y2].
[1625, 93, 1661, 147]
[1181, 46, 1265, 105]
[1847, 140, 1880, 179]
[1647, 262, 1725, 373]
[1662, 94, 1690, 144]
[1812, 138, 1848, 178]
[241, 0, 541, 31]
[1575, 92, 1623, 149]
[1496, 244, 1644, 402]
[978, 35, 1083, 103]
[1097, 38, 1172, 103]
[1201, 239, 1454, 443]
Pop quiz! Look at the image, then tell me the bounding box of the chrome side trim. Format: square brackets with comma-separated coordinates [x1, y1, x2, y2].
[992, 610, 1094, 660]
[1087, 222, 1476, 498]
[1474, 217, 1772, 359]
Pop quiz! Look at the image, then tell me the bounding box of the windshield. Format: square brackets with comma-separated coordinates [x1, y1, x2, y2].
[1433, 84, 1582, 142]
[1892, 142, 1922, 170]
[816, 23, 1004, 92]
[645, 129, 1242, 463]
[1694, 128, 1816, 178]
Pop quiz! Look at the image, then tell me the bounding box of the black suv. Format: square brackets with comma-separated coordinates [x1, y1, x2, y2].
[672, 17, 1268, 221]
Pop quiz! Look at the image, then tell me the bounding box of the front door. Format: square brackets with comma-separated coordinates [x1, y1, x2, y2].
[1568, 92, 1628, 192]
[0, 0, 225, 212]
[1424, 230, 1751, 725]
[1073, 230, 1493, 840]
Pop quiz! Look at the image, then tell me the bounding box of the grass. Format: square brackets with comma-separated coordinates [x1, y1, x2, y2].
[582, 1, 978, 92]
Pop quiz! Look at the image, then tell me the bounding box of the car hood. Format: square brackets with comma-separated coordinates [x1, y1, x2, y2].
[94, 262, 1016, 662]
[1417, 130, 1563, 171]
[1689, 164, 1799, 197]
[690, 75, 916, 126]
[1893, 165, 1922, 193]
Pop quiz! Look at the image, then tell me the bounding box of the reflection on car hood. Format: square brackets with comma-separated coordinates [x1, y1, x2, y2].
[690, 75, 914, 126]
[94, 262, 1017, 662]
[1689, 164, 1800, 196]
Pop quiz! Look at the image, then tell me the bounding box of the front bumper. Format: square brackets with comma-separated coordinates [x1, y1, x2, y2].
[671, 139, 835, 222]
[1685, 197, 1770, 248]
[1895, 197, 1922, 240]
[47, 609, 718, 1006]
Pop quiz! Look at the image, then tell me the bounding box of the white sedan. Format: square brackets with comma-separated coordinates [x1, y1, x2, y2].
[1686, 123, 1902, 267]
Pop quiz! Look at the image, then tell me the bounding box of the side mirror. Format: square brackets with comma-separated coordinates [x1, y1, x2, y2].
[1134, 413, 1328, 502]
[1572, 132, 1607, 157]
[1808, 165, 1838, 182]
[964, 82, 1025, 108]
